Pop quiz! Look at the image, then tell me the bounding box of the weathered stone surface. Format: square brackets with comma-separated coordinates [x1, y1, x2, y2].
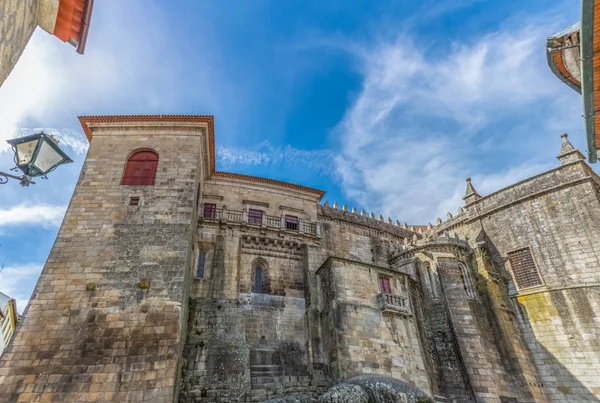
[1, 118, 599, 403]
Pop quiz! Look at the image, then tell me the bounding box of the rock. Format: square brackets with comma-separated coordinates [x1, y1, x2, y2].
[319, 375, 432, 403]
[262, 393, 315, 403]
[319, 384, 368, 403]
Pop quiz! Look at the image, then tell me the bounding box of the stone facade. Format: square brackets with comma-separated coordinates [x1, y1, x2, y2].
[0, 0, 39, 87]
[0, 0, 65, 87]
[1, 116, 599, 403]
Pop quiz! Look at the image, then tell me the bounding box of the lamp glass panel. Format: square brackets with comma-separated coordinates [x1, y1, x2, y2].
[15, 139, 39, 165]
[33, 140, 64, 174]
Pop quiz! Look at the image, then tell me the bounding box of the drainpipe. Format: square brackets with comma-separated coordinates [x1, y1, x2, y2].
[580, 0, 598, 162]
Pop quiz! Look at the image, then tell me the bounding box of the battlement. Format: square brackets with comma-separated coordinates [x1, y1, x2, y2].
[317, 203, 422, 240]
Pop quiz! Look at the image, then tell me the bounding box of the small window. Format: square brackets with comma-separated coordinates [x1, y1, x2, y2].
[129, 197, 140, 206]
[379, 277, 392, 294]
[122, 151, 159, 186]
[459, 263, 477, 300]
[508, 248, 543, 289]
[197, 251, 205, 278]
[254, 266, 263, 293]
[248, 209, 263, 225]
[284, 215, 299, 231]
[203, 203, 216, 218]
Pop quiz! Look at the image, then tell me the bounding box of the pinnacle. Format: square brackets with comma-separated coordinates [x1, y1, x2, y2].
[559, 133, 576, 155]
[463, 177, 480, 199]
[556, 132, 585, 165]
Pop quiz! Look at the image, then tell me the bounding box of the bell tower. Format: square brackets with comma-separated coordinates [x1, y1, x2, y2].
[0, 115, 213, 402]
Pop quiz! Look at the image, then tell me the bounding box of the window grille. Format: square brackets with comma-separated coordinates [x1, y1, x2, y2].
[285, 215, 299, 231]
[379, 277, 392, 294]
[248, 209, 263, 225]
[459, 263, 477, 300]
[122, 151, 159, 185]
[203, 203, 216, 218]
[507, 248, 543, 289]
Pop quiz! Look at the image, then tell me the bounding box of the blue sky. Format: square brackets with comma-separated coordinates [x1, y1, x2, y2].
[0, 0, 590, 311]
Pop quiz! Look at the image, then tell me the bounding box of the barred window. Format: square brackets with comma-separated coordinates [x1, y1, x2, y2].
[284, 215, 299, 231]
[203, 203, 216, 218]
[507, 248, 543, 289]
[248, 209, 263, 225]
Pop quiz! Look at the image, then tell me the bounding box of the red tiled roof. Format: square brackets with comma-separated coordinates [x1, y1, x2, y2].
[53, 0, 94, 54]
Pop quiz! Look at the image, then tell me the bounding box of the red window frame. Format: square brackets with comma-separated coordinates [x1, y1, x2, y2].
[379, 277, 392, 294]
[248, 209, 263, 225]
[122, 151, 159, 186]
[284, 215, 299, 231]
[203, 203, 216, 218]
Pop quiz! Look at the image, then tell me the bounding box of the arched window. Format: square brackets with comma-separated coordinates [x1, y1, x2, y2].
[254, 266, 263, 293]
[122, 150, 159, 185]
[251, 258, 270, 294]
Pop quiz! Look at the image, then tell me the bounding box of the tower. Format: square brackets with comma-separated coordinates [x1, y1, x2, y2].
[0, 115, 211, 402]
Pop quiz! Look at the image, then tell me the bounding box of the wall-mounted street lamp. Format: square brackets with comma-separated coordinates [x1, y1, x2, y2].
[0, 132, 73, 187]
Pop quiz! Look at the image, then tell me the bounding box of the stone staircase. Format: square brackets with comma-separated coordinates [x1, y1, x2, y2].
[251, 364, 284, 388]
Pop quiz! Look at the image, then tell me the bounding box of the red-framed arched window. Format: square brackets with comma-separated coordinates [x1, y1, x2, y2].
[122, 150, 159, 185]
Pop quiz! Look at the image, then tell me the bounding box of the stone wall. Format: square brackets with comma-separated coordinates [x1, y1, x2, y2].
[0, 0, 38, 86]
[315, 257, 431, 395]
[0, 122, 204, 402]
[440, 152, 600, 401]
[180, 295, 314, 402]
[181, 178, 322, 401]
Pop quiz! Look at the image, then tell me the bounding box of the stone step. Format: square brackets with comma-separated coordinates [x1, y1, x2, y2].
[250, 376, 277, 388]
[250, 364, 282, 371]
[251, 371, 283, 378]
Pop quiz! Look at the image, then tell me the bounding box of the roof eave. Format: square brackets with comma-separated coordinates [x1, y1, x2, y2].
[545, 41, 582, 94]
[75, 0, 94, 54]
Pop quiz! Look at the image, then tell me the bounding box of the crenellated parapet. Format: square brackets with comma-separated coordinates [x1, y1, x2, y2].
[317, 203, 422, 240]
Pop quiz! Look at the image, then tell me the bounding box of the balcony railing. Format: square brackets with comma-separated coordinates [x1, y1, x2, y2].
[199, 204, 321, 237]
[377, 293, 411, 316]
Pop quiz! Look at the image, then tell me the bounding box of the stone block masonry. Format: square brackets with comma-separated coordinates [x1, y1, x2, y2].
[1, 118, 599, 403]
[0, 0, 38, 86]
[0, 118, 206, 402]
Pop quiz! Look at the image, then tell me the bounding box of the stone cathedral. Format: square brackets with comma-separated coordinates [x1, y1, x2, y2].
[1, 115, 600, 403]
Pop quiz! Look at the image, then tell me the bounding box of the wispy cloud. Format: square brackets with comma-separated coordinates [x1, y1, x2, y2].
[0, 1, 212, 154]
[0, 204, 66, 228]
[13, 128, 89, 155]
[217, 141, 335, 174]
[0, 263, 43, 314]
[332, 19, 583, 223]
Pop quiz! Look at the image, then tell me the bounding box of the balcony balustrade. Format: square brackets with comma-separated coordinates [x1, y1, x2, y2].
[377, 293, 411, 316]
[199, 204, 321, 237]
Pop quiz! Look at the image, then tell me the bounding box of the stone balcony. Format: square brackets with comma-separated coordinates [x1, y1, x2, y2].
[198, 204, 321, 237]
[377, 293, 411, 316]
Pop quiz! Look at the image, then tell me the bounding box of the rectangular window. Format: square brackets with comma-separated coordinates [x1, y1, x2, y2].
[507, 247, 543, 289]
[379, 277, 392, 294]
[284, 215, 299, 231]
[248, 209, 263, 225]
[203, 203, 216, 218]
[197, 251, 205, 278]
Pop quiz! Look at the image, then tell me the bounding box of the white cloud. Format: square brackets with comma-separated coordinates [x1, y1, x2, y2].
[333, 20, 583, 223]
[0, 1, 215, 154]
[0, 204, 66, 228]
[217, 140, 335, 174]
[0, 263, 43, 314]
